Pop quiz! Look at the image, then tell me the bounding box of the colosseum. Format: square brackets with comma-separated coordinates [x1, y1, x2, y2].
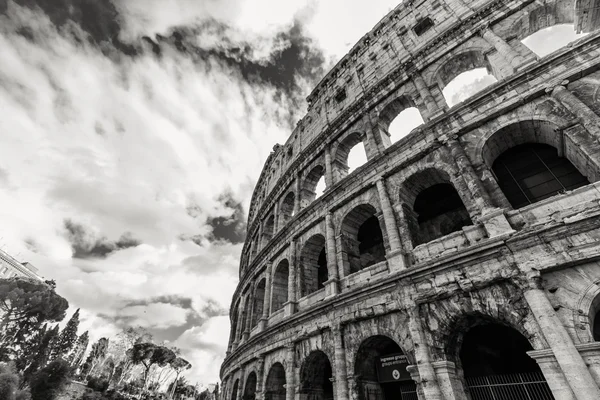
[220, 1, 600, 399]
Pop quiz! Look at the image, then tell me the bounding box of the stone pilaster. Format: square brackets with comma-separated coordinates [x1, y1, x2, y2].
[550, 82, 600, 141]
[406, 306, 445, 400]
[523, 273, 600, 400]
[393, 202, 414, 253]
[284, 239, 298, 316]
[325, 212, 340, 296]
[325, 146, 334, 189]
[294, 174, 301, 215]
[481, 27, 528, 70]
[259, 261, 273, 330]
[333, 325, 349, 400]
[234, 296, 246, 346]
[375, 178, 407, 272]
[412, 72, 443, 120]
[285, 345, 296, 400]
[256, 355, 266, 400]
[273, 201, 280, 232]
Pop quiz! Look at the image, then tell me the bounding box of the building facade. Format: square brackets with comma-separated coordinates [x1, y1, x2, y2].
[0, 248, 43, 280]
[220, 1, 600, 399]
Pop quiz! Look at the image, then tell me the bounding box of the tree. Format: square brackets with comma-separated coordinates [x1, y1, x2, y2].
[23, 325, 59, 380]
[81, 338, 109, 378]
[67, 331, 89, 367]
[29, 359, 71, 400]
[0, 278, 68, 349]
[51, 309, 80, 360]
[127, 343, 175, 392]
[168, 358, 191, 399]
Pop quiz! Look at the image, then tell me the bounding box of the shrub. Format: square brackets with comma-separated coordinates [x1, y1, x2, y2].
[29, 360, 72, 400]
[16, 390, 32, 400]
[80, 391, 106, 400]
[0, 372, 20, 400]
[87, 376, 109, 392]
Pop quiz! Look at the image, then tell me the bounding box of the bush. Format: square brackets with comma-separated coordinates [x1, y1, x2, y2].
[0, 372, 20, 400]
[87, 376, 109, 392]
[80, 391, 105, 400]
[16, 390, 32, 400]
[29, 360, 72, 400]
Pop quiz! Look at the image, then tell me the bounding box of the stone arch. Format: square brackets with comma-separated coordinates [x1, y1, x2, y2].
[251, 279, 266, 328]
[279, 191, 295, 226]
[574, 280, 600, 343]
[301, 165, 325, 207]
[354, 335, 417, 400]
[299, 234, 328, 297]
[512, 0, 575, 41]
[271, 259, 289, 312]
[230, 379, 240, 400]
[400, 167, 473, 246]
[377, 95, 425, 146]
[434, 49, 494, 87]
[338, 203, 386, 276]
[299, 350, 334, 400]
[481, 120, 591, 209]
[262, 215, 275, 247]
[243, 371, 258, 400]
[332, 131, 368, 180]
[264, 362, 286, 400]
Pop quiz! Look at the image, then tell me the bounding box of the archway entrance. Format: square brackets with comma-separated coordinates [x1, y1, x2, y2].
[300, 234, 328, 297]
[231, 379, 239, 400]
[459, 323, 554, 400]
[355, 335, 417, 400]
[243, 372, 257, 400]
[340, 204, 386, 275]
[299, 350, 334, 400]
[265, 362, 286, 400]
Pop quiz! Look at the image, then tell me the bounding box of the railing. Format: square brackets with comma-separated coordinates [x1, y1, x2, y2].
[362, 383, 418, 400]
[466, 372, 555, 400]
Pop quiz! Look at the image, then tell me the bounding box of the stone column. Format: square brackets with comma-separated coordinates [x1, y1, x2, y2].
[551, 82, 600, 141]
[412, 72, 443, 119]
[332, 325, 349, 400]
[431, 361, 466, 400]
[481, 27, 526, 70]
[259, 261, 273, 330]
[273, 201, 280, 232]
[325, 146, 334, 189]
[406, 306, 445, 400]
[445, 135, 514, 238]
[294, 174, 302, 215]
[285, 240, 298, 316]
[375, 178, 407, 272]
[234, 296, 246, 345]
[364, 125, 381, 159]
[256, 355, 266, 400]
[243, 283, 255, 341]
[523, 273, 600, 400]
[285, 345, 296, 400]
[238, 366, 246, 400]
[325, 212, 340, 296]
[393, 202, 414, 253]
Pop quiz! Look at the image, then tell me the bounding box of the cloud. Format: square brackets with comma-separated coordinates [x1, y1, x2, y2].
[116, 302, 190, 329]
[64, 219, 141, 259]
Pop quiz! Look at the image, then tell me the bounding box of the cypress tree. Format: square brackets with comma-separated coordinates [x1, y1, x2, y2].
[52, 308, 80, 360]
[67, 330, 89, 367]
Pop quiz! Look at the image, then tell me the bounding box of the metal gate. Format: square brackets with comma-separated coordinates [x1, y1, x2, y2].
[466, 372, 555, 400]
[363, 383, 417, 400]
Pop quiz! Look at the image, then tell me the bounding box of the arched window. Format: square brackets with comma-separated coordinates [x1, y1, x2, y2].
[355, 335, 416, 400]
[299, 351, 333, 400]
[240, 297, 251, 335]
[265, 363, 286, 400]
[333, 132, 368, 180]
[230, 300, 240, 342]
[402, 169, 472, 246]
[492, 143, 589, 209]
[340, 204, 386, 275]
[522, 24, 587, 57]
[280, 192, 295, 226]
[262, 215, 275, 247]
[251, 279, 266, 328]
[299, 234, 328, 297]
[459, 322, 553, 399]
[437, 51, 497, 107]
[301, 166, 326, 207]
[271, 260, 289, 312]
[243, 372, 257, 400]
[378, 97, 425, 146]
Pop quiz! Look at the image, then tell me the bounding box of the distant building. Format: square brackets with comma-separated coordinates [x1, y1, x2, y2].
[0, 248, 44, 280]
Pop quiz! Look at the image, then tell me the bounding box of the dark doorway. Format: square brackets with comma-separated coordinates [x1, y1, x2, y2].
[300, 235, 328, 297]
[243, 372, 257, 400]
[355, 335, 417, 400]
[299, 350, 334, 400]
[594, 309, 600, 341]
[460, 323, 554, 400]
[341, 205, 386, 275]
[265, 363, 286, 400]
[231, 380, 239, 400]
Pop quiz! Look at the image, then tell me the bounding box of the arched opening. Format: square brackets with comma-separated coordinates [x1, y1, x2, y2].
[251, 279, 266, 328]
[315, 176, 326, 198]
[522, 24, 587, 57]
[491, 143, 589, 209]
[271, 260, 289, 312]
[231, 380, 239, 400]
[280, 192, 295, 226]
[265, 363, 286, 400]
[302, 166, 326, 207]
[334, 132, 368, 180]
[340, 204, 386, 275]
[594, 309, 600, 341]
[299, 350, 333, 400]
[458, 322, 554, 399]
[243, 372, 257, 400]
[231, 300, 240, 343]
[299, 234, 328, 297]
[402, 169, 472, 246]
[240, 297, 252, 336]
[354, 335, 416, 400]
[437, 51, 497, 107]
[378, 97, 425, 145]
[262, 215, 275, 247]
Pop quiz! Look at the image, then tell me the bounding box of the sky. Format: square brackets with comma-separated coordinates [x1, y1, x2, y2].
[0, 0, 586, 385]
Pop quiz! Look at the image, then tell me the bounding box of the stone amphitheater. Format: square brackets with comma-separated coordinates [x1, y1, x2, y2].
[220, 1, 600, 399]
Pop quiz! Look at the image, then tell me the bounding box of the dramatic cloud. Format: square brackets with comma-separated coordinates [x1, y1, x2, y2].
[64, 219, 141, 259]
